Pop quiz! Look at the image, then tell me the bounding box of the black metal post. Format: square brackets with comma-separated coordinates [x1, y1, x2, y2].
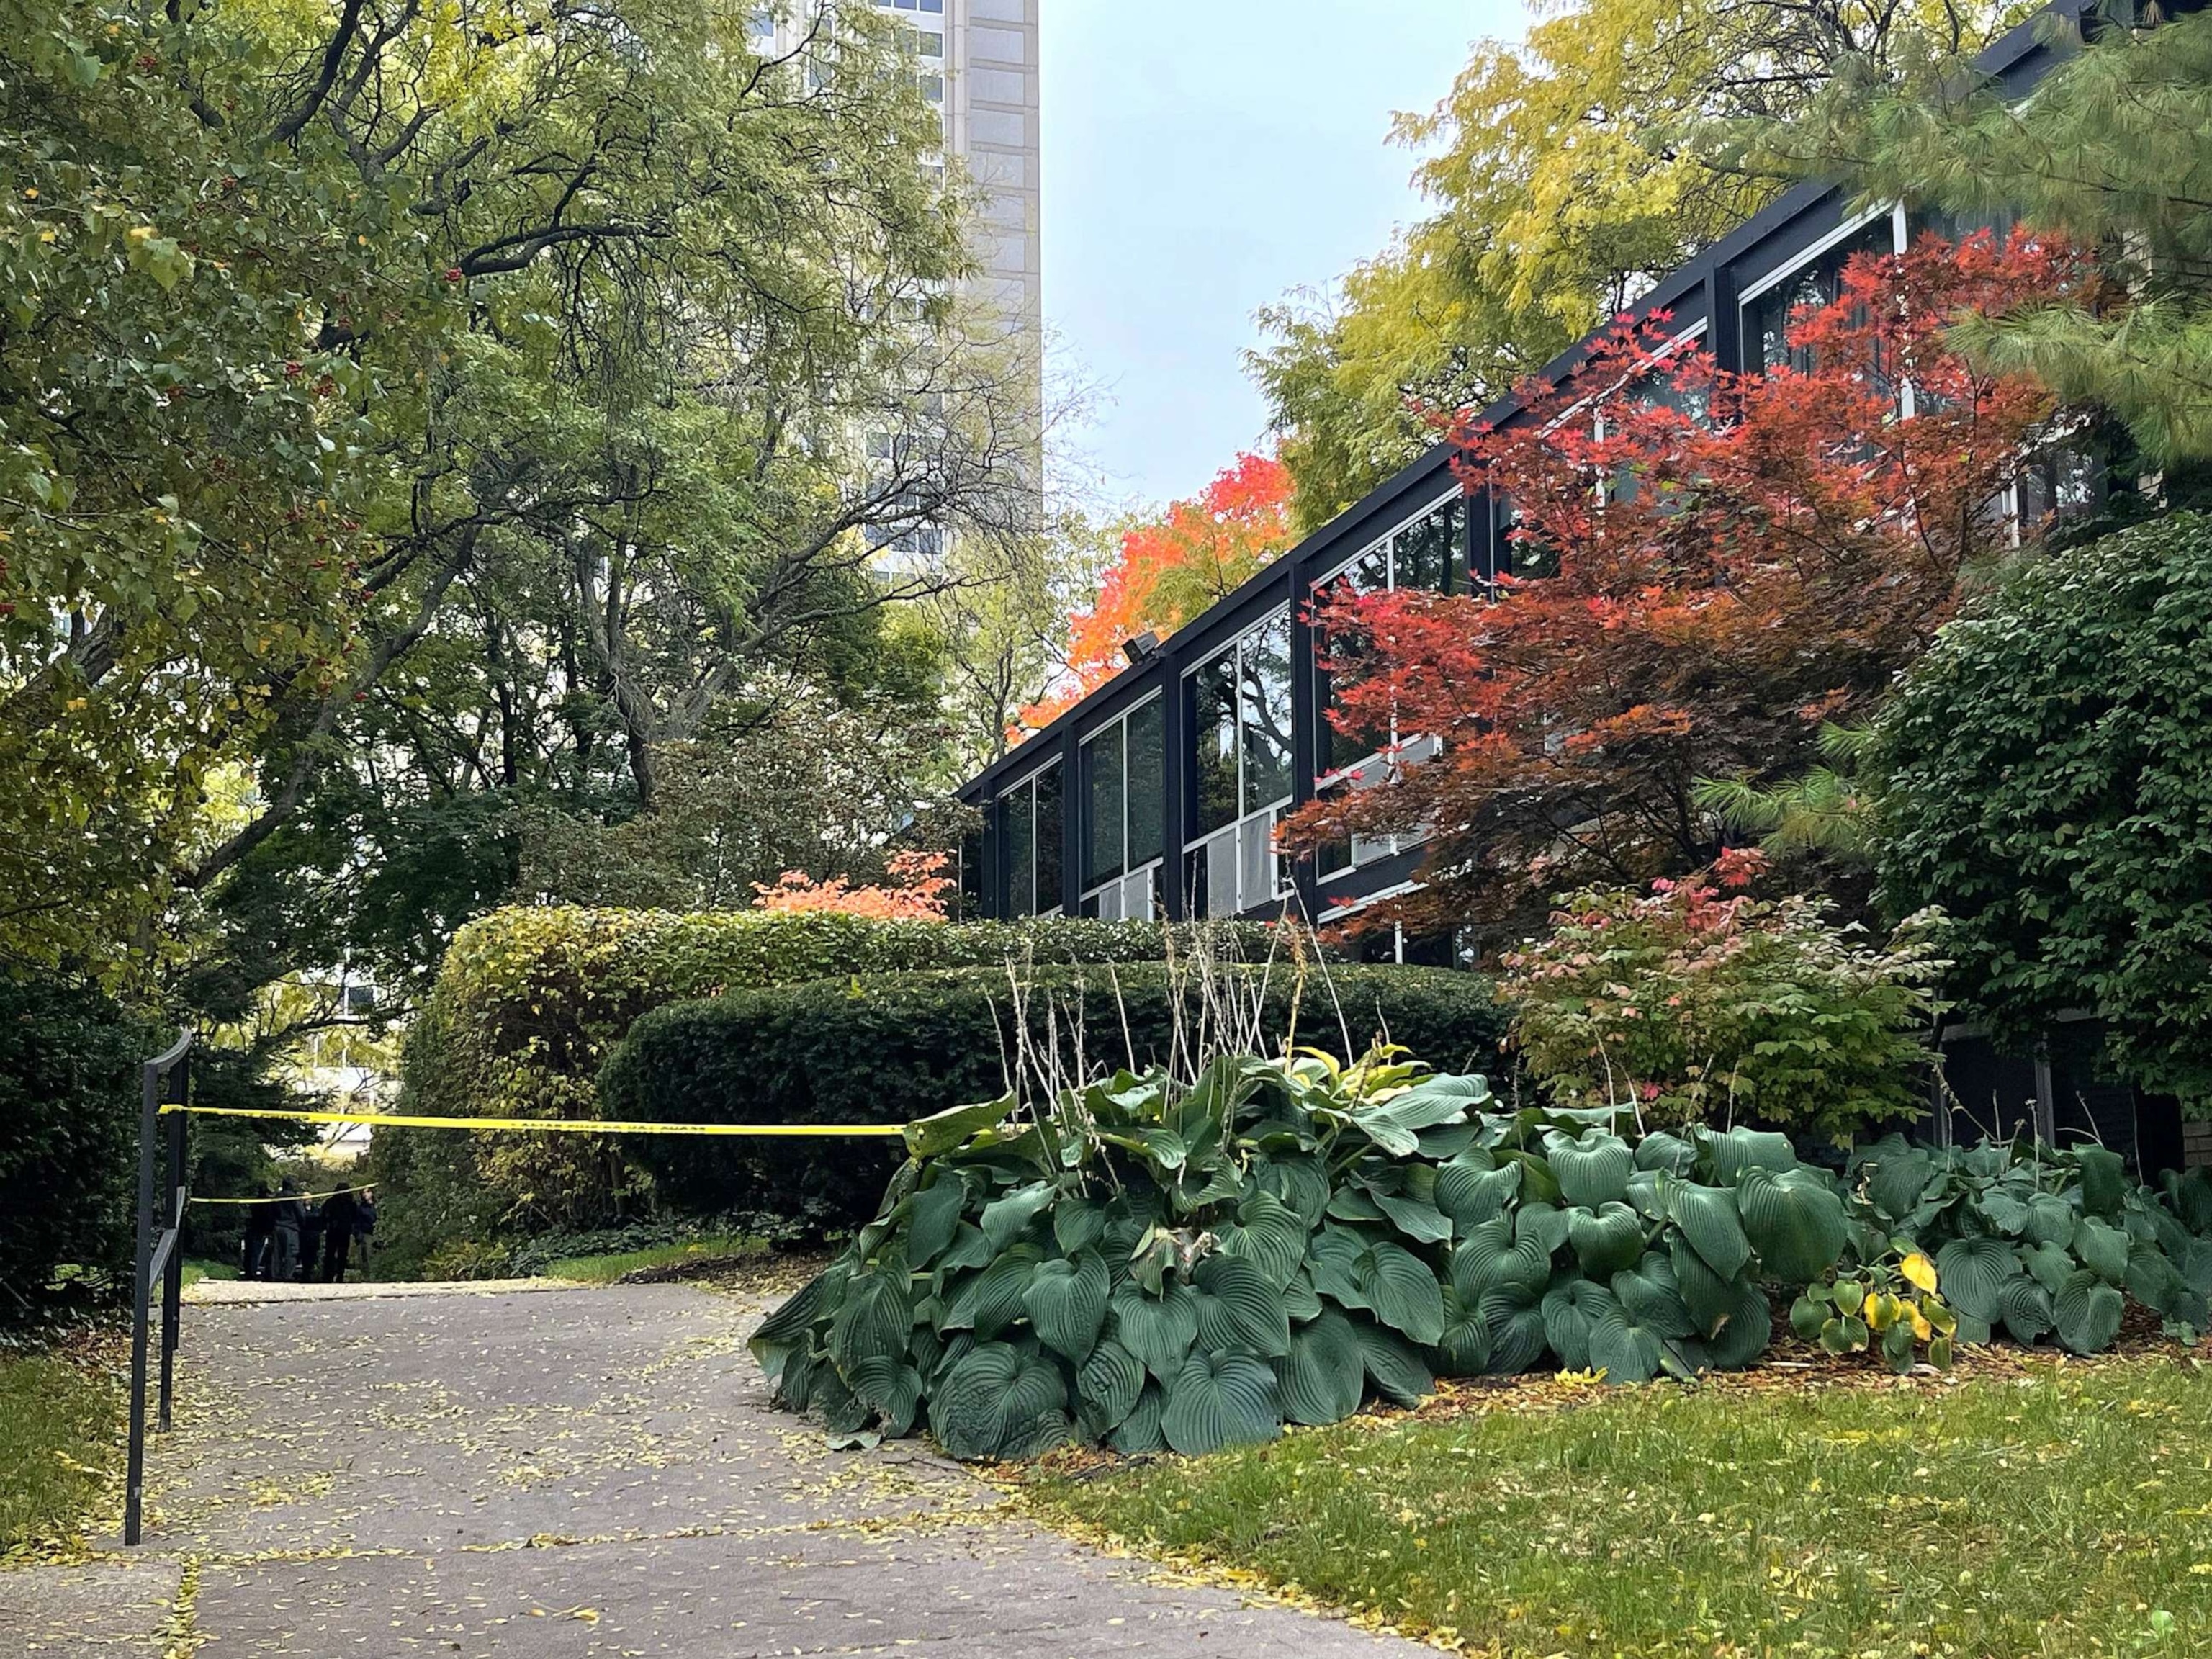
[124, 1029, 192, 1548]
[159, 1098, 186, 1431]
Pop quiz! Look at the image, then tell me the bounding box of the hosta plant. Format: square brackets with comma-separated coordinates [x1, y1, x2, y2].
[752, 1047, 1862, 1460]
[1849, 1135, 2212, 1353]
[1791, 1249, 1958, 1372]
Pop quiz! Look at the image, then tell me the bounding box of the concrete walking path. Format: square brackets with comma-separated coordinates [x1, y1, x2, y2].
[1, 1280, 1426, 1657]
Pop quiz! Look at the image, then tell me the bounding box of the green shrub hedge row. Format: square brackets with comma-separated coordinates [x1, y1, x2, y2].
[0, 976, 160, 1316]
[371, 909, 1287, 1272]
[596, 963, 1511, 1231]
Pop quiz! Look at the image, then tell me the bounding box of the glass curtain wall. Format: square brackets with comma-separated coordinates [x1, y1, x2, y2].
[1184, 608, 1296, 916]
[1081, 696, 1165, 915]
[999, 760, 1061, 917]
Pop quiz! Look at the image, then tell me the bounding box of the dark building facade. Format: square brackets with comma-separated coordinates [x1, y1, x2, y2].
[962, 3, 2113, 928]
[952, 0, 2206, 1172]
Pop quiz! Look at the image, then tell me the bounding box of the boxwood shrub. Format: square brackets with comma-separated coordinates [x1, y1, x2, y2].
[596, 963, 1509, 1232]
[372, 908, 1285, 1272]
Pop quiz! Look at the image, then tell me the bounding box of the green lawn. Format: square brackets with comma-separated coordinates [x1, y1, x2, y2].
[0, 1351, 119, 1555]
[545, 1233, 768, 1285]
[1033, 1359, 2212, 1659]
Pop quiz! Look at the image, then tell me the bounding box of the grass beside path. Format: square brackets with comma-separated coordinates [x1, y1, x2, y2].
[545, 1233, 768, 1285]
[1032, 1357, 2212, 1659]
[0, 1345, 120, 1557]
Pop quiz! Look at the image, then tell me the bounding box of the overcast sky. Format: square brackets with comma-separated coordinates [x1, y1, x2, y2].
[1038, 0, 1527, 510]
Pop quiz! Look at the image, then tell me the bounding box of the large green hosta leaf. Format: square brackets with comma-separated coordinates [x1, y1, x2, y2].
[1862, 1142, 1938, 1223]
[2075, 1217, 2131, 1286]
[1515, 1201, 1573, 1257]
[1611, 1252, 1696, 1341]
[2125, 1244, 2203, 1322]
[1736, 1168, 1848, 1283]
[1935, 1237, 2023, 1326]
[905, 1094, 1017, 1158]
[1437, 1158, 1521, 1230]
[2054, 1268, 2125, 1354]
[1998, 1275, 2054, 1344]
[1254, 1154, 1331, 1228]
[1307, 1225, 1445, 1344]
[1110, 1382, 1167, 1454]
[2020, 1238, 2074, 1297]
[1351, 1317, 1434, 1405]
[847, 1355, 925, 1437]
[940, 1245, 1041, 1339]
[932, 1341, 1071, 1460]
[752, 1266, 837, 1384]
[1374, 1190, 1455, 1245]
[1698, 1128, 1797, 1183]
[1545, 1128, 1634, 1208]
[1076, 1338, 1147, 1437]
[1569, 1202, 1646, 1277]
[1634, 1131, 1698, 1177]
[1053, 1196, 1108, 1256]
[1219, 1191, 1310, 1290]
[936, 1222, 996, 1275]
[1449, 1216, 1552, 1305]
[1192, 1253, 1292, 1359]
[827, 1263, 911, 1373]
[1110, 1280, 1199, 1384]
[981, 1180, 1058, 1251]
[2075, 1147, 2126, 1220]
[1666, 1182, 1751, 1280]
[905, 1174, 969, 1265]
[1434, 1282, 1491, 1376]
[1276, 1308, 1366, 1425]
[1478, 1285, 1550, 1374]
[1692, 1273, 1771, 1370]
[1589, 1274, 1695, 1385]
[1541, 1277, 1615, 1372]
[1023, 1250, 1110, 1363]
[2021, 1193, 2077, 1250]
[1350, 1077, 1481, 1156]
[1161, 1351, 1281, 1454]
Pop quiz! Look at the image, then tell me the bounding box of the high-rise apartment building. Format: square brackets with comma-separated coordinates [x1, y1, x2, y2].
[753, 1, 1042, 421]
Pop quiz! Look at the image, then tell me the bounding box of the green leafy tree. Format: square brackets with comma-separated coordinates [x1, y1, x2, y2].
[1750, 6, 2212, 469]
[1876, 511, 2212, 1110]
[4, 0, 1037, 1025]
[1249, 0, 2034, 526]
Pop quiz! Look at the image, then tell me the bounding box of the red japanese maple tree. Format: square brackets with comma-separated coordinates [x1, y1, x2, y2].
[1020, 452, 1294, 732]
[1281, 231, 2098, 938]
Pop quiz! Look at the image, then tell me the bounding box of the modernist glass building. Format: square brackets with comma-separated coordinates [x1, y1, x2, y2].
[957, 0, 2108, 936]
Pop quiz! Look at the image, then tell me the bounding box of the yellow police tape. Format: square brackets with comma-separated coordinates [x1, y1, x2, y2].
[188, 1185, 377, 1206]
[159, 1102, 908, 1138]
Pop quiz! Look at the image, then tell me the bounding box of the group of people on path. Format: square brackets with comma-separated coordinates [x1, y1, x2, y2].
[240, 1182, 374, 1282]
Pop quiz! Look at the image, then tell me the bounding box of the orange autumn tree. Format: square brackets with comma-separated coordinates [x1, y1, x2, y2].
[1020, 453, 1295, 732]
[750, 852, 953, 922]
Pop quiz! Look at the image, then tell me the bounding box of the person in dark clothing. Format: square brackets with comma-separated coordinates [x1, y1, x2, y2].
[297, 1202, 324, 1284]
[320, 1184, 361, 1282]
[241, 1188, 276, 1280]
[271, 1182, 303, 1282]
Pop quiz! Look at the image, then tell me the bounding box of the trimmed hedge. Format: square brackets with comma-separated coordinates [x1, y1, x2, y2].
[372, 908, 1285, 1272]
[0, 976, 161, 1316]
[596, 963, 1509, 1231]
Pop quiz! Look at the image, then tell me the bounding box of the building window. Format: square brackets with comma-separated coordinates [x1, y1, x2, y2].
[956, 827, 984, 922]
[1312, 493, 1465, 780]
[1741, 212, 1900, 376]
[1000, 762, 1061, 917]
[1080, 696, 1165, 919]
[1184, 609, 1295, 918]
